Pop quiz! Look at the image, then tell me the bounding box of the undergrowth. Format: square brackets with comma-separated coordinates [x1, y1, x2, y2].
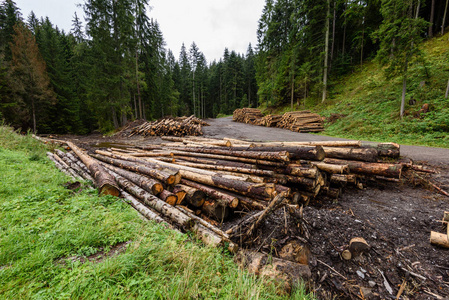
[0, 126, 313, 299]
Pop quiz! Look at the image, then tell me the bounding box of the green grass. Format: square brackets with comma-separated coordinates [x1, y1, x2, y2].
[0, 126, 313, 299]
[261, 33, 449, 148]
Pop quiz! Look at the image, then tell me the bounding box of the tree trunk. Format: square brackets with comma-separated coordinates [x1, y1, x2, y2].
[442, 0, 449, 35]
[159, 190, 178, 206]
[66, 141, 120, 196]
[429, 0, 435, 37]
[330, 0, 336, 72]
[322, 0, 330, 103]
[201, 199, 230, 221]
[32, 97, 37, 134]
[136, 48, 142, 119]
[445, 78, 449, 98]
[400, 62, 408, 118]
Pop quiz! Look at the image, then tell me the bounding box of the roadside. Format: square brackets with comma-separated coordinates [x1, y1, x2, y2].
[204, 116, 449, 166]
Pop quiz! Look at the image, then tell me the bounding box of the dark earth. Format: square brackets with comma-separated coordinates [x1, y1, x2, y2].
[54, 116, 449, 299]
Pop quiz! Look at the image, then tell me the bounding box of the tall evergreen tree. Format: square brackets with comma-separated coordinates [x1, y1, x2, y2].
[373, 0, 427, 117]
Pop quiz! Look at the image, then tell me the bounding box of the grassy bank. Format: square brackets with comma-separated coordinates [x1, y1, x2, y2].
[0, 126, 312, 299]
[261, 33, 449, 148]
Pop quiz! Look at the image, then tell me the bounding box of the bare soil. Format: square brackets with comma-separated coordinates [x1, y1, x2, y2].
[52, 117, 449, 299]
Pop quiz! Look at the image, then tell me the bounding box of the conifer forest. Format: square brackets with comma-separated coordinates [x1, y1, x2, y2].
[0, 0, 447, 134]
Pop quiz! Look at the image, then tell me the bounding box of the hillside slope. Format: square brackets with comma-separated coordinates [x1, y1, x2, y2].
[319, 33, 449, 148]
[261, 33, 449, 148]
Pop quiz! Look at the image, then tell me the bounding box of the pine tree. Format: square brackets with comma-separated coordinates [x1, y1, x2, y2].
[373, 0, 427, 117]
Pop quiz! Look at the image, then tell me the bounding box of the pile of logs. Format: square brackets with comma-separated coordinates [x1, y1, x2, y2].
[233, 109, 324, 133]
[40, 135, 439, 291]
[277, 110, 324, 133]
[128, 115, 208, 137]
[233, 108, 264, 124]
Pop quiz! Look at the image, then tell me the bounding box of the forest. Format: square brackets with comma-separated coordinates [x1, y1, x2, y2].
[0, 0, 447, 134]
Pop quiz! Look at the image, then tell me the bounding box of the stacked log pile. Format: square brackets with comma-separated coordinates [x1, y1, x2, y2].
[277, 110, 324, 133]
[232, 108, 264, 124]
[128, 115, 208, 137]
[233, 109, 324, 133]
[40, 135, 439, 291]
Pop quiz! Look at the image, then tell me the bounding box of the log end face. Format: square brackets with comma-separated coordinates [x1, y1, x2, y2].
[99, 184, 121, 197]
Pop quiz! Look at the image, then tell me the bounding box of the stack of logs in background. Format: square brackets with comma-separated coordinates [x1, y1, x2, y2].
[233, 108, 324, 133]
[126, 115, 209, 137]
[41, 134, 439, 288]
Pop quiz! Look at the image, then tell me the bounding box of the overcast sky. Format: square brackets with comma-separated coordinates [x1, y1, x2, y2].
[14, 0, 265, 62]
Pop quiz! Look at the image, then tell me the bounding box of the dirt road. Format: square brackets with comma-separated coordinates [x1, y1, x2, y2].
[204, 117, 449, 165]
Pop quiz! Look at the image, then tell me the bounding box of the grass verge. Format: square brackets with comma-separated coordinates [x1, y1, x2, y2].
[0, 125, 313, 299]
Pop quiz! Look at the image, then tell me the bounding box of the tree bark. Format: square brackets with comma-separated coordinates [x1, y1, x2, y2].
[322, 0, 330, 103]
[168, 146, 290, 163]
[442, 0, 449, 35]
[55, 149, 94, 182]
[173, 184, 206, 208]
[159, 190, 178, 206]
[108, 169, 194, 230]
[66, 141, 120, 196]
[324, 158, 403, 178]
[225, 145, 325, 161]
[429, 0, 435, 37]
[99, 161, 163, 195]
[234, 250, 311, 293]
[201, 200, 229, 221]
[93, 151, 177, 185]
[323, 147, 378, 162]
[121, 190, 169, 226]
[180, 179, 239, 208]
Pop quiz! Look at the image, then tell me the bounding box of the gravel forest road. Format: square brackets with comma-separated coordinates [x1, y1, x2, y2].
[203, 117, 449, 166]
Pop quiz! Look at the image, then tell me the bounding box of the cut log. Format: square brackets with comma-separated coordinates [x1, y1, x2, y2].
[168, 159, 275, 176]
[234, 250, 311, 293]
[66, 141, 120, 196]
[201, 200, 229, 221]
[167, 147, 291, 162]
[349, 237, 370, 255]
[99, 161, 163, 195]
[228, 145, 325, 161]
[173, 184, 206, 208]
[310, 162, 349, 174]
[106, 169, 194, 230]
[93, 152, 177, 185]
[55, 149, 94, 182]
[430, 231, 449, 248]
[168, 149, 287, 167]
[324, 158, 403, 178]
[341, 250, 352, 260]
[52, 152, 83, 180]
[121, 190, 170, 226]
[47, 152, 77, 180]
[159, 190, 178, 206]
[323, 147, 378, 162]
[171, 186, 187, 205]
[361, 142, 400, 158]
[180, 179, 239, 208]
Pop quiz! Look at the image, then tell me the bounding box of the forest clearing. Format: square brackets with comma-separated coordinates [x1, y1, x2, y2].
[31, 116, 449, 299]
